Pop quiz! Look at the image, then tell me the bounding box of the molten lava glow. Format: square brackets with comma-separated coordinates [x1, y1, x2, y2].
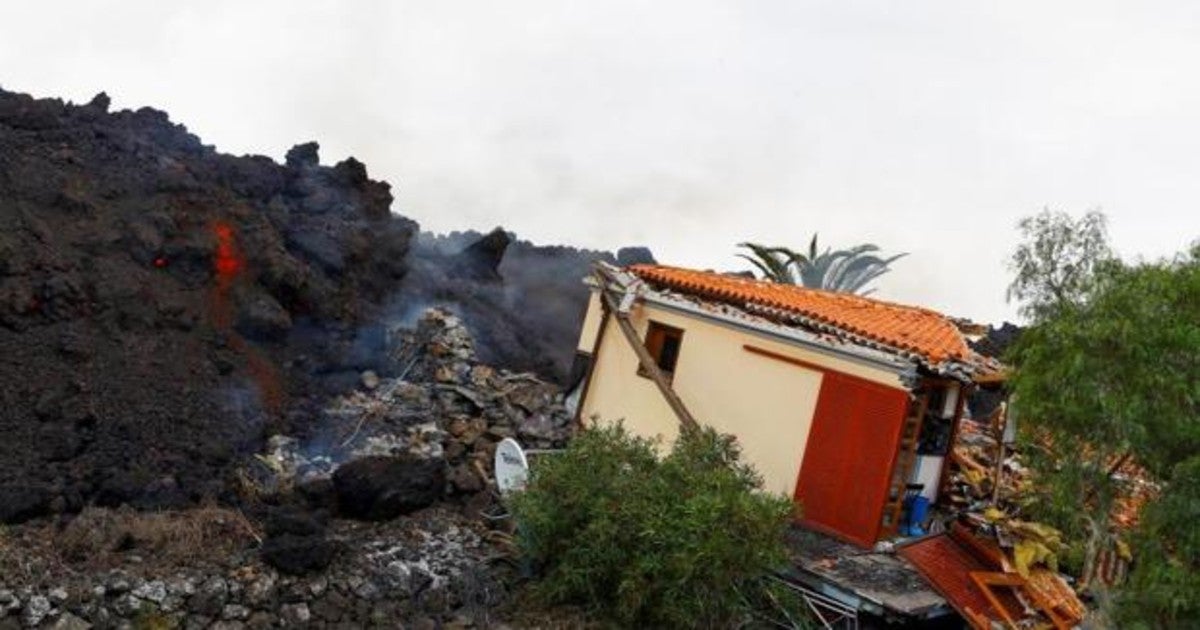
[206, 220, 284, 415]
[212, 222, 244, 278]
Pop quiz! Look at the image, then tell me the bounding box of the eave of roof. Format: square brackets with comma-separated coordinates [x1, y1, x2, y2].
[619, 263, 1000, 381]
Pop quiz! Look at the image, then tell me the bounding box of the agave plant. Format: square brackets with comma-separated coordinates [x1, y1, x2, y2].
[737, 234, 907, 296]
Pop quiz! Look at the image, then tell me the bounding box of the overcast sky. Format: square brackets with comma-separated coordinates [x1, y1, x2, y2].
[3, 1, 1199, 323]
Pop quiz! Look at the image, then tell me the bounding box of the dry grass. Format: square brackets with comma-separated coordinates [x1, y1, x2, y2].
[56, 505, 262, 570]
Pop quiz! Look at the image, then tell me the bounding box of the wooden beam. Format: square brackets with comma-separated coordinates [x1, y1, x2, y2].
[594, 275, 700, 431]
[743, 344, 835, 375]
[743, 344, 910, 392]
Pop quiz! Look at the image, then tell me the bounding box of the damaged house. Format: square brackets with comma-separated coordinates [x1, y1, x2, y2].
[572, 263, 1002, 549]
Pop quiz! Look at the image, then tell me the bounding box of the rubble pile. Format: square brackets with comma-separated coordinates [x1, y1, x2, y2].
[931, 415, 1163, 626]
[0, 508, 506, 629]
[246, 308, 576, 509]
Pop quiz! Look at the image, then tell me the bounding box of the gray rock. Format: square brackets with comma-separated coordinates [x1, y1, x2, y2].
[183, 615, 212, 630]
[47, 588, 68, 605]
[411, 616, 437, 630]
[132, 580, 166, 605]
[109, 593, 141, 617]
[21, 595, 52, 627]
[245, 612, 274, 630]
[49, 612, 91, 630]
[245, 574, 277, 606]
[0, 590, 18, 615]
[279, 603, 311, 626]
[352, 579, 380, 601]
[166, 576, 197, 598]
[221, 604, 251, 621]
[192, 577, 228, 617]
[382, 561, 413, 595]
[106, 576, 131, 595]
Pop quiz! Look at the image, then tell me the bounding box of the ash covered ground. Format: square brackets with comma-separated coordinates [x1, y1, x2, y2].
[0, 87, 646, 526]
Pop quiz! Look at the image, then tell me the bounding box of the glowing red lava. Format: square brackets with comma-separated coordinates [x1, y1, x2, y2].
[212, 222, 244, 279]
[206, 220, 284, 415]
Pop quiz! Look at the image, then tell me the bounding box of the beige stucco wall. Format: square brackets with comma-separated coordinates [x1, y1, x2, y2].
[576, 290, 604, 353]
[577, 291, 906, 497]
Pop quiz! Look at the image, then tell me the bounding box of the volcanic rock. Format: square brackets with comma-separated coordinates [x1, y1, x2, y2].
[333, 456, 445, 520]
[0, 88, 416, 521]
[449, 227, 510, 282]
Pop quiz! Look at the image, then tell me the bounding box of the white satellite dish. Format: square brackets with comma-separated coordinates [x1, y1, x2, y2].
[494, 438, 530, 496]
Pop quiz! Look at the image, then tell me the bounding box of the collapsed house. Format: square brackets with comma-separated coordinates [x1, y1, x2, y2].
[574, 263, 1000, 545]
[571, 263, 1087, 628]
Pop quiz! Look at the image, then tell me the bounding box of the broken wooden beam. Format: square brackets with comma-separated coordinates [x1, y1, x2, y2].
[593, 269, 700, 432]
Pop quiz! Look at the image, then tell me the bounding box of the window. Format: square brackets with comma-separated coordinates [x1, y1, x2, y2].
[638, 321, 684, 381]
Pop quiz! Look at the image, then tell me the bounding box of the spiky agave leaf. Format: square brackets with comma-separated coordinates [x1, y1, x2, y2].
[736, 242, 796, 283]
[735, 235, 907, 295]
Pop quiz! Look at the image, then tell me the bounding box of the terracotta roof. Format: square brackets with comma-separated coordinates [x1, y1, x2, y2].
[628, 264, 975, 367]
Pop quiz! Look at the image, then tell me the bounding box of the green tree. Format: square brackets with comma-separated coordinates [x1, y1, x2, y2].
[1007, 211, 1200, 626]
[737, 234, 906, 295]
[510, 423, 798, 628]
[1007, 208, 1114, 321]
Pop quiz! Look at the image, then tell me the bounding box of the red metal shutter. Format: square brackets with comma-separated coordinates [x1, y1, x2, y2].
[794, 371, 909, 548]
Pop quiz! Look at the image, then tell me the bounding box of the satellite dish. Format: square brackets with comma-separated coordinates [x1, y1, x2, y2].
[494, 438, 530, 496]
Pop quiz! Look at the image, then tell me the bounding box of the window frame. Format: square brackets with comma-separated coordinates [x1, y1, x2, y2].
[637, 320, 684, 382]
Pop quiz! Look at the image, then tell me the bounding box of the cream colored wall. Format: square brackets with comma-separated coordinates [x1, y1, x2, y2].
[576, 291, 604, 353]
[580, 297, 906, 497]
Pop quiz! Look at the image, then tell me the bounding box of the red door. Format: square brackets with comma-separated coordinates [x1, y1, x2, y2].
[794, 371, 909, 548]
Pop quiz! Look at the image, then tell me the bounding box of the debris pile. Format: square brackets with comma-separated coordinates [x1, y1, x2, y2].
[923, 412, 1161, 628]
[245, 308, 576, 508]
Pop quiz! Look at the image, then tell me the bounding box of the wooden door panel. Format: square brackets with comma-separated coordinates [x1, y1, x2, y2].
[794, 372, 909, 547]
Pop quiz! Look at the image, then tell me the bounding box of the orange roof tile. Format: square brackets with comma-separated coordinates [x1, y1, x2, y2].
[628, 264, 975, 366]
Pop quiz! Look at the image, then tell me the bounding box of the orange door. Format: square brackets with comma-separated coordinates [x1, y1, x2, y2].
[794, 371, 909, 548]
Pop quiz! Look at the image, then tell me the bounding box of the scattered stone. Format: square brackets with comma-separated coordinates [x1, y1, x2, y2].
[47, 587, 69, 604]
[132, 580, 167, 605]
[279, 602, 311, 626]
[191, 577, 229, 617]
[222, 603, 251, 621]
[22, 595, 52, 627]
[49, 612, 91, 630]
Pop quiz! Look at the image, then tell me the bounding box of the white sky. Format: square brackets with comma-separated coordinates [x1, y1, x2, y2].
[3, 1, 1199, 324]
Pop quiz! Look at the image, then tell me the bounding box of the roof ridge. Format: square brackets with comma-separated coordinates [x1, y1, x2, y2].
[627, 263, 947, 317]
[625, 263, 975, 368]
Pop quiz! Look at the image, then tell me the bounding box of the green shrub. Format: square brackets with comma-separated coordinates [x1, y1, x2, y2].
[510, 422, 797, 628]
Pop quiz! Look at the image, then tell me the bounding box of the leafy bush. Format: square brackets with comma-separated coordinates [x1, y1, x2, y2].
[510, 422, 797, 628]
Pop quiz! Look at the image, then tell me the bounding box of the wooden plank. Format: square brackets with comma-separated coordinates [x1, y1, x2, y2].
[882, 390, 929, 536]
[744, 344, 908, 392]
[594, 277, 699, 431]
